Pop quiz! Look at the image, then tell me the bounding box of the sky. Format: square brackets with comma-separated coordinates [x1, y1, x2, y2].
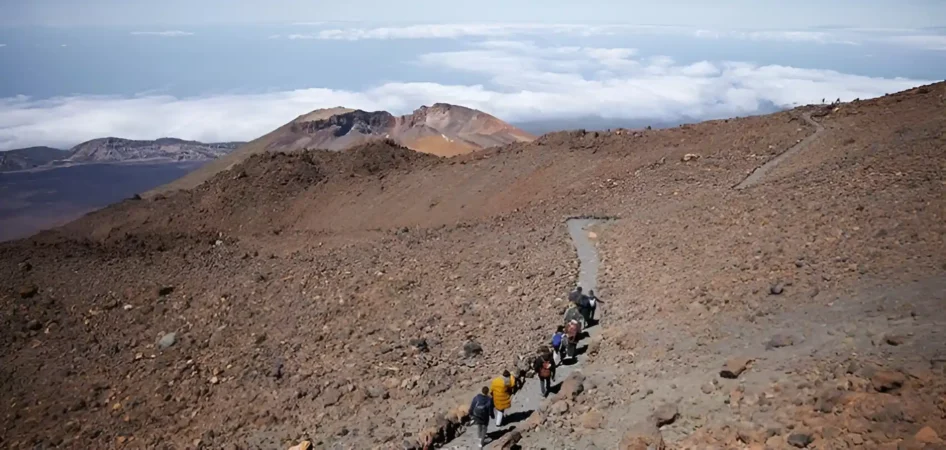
[4, 0, 946, 28]
[0, 1, 944, 150]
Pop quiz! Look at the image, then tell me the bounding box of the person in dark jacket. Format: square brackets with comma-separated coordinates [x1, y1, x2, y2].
[532, 347, 557, 397]
[568, 286, 583, 305]
[468, 386, 494, 448]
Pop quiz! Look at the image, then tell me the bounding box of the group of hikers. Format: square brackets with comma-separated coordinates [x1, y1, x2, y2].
[465, 286, 602, 448]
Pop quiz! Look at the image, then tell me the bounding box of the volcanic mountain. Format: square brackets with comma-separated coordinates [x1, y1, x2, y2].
[0, 146, 69, 171]
[58, 137, 243, 165]
[155, 103, 534, 193]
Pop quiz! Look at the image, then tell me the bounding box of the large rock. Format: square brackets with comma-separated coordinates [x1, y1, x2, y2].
[551, 400, 569, 415]
[787, 433, 813, 448]
[497, 431, 522, 450]
[871, 370, 906, 392]
[556, 371, 586, 401]
[720, 357, 751, 379]
[580, 410, 606, 429]
[619, 421, 664, 450]
[915, 426, 942, 444]
[652, 403, 679, 427]
[522, 411, 546, 431]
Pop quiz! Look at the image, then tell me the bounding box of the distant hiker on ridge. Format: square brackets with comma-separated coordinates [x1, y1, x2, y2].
[468, 386, 494, 448]
[490, 370, 516, 426]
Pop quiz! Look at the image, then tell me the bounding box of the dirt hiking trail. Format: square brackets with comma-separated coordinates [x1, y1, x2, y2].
[445, 218, 605, 448]
[734, 112, 825, 190]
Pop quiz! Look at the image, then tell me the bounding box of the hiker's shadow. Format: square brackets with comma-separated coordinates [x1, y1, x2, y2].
[487, 410, 533, 440]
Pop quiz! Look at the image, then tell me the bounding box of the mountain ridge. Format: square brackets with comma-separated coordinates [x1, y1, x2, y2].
[0, 138, 244, 172]
[151, 102, 534, 194]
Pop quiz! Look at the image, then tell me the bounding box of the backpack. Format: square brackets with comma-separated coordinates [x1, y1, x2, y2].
[472, 396, 489, 419]
[539, 359, 552, 378]
[552, 333, 563, 348]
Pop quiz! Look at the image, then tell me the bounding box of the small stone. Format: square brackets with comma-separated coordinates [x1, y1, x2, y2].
[463, 340, 483, 358]
[26, 319, 42, 331]
[209, 376, 219, 385]
[915, 426, 942, 444]
[721, 357, 751, 379]
[884, 335, 906, 346]
[770, 283, 784, 295]
[158, 332, 177, 349]
[652, 403, 679, 427]
[851, 434, 864, 445]
[321, 388, 343, 407]
[701, 383, 715, 394]
[871, 370, 906, 392]
[409, 338, 429, 353]
[787, 433, 813, 448]
[766, 334, 796, 350]
[19, 285, 38, 299]
[367, 386, 389, 400]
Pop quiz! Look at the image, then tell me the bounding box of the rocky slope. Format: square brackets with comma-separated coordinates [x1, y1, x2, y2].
[0, 146, 69, 171]
[1, 83, 944, 450]
[155, 103, 534, 194]
[58, 137, 243, 165]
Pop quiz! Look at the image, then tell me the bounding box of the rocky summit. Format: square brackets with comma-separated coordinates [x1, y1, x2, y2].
[1, 82, 945, 449]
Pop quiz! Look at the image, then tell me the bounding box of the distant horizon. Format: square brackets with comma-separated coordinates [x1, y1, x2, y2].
[2, 10, 944, 150]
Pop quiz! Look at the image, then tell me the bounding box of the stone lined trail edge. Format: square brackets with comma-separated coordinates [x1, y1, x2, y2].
[447, 218, 604, 449]
[734, 112, 825, 190]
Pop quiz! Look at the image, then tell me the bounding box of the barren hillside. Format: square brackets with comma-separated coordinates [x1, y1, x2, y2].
[1, 83, 945, 450]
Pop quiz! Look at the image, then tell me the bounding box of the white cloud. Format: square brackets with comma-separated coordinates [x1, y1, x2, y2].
[289, 23, 632, 40]
[693, 29, 859, 45]
[282, 22, 946, 51]
[130, 31, 195, 37]
[0, 41, 932, 151]
[881, 35, 946, 50]
[0, 44, 6, 48]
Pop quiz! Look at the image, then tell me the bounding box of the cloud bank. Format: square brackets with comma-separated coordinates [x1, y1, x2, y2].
[290, 23, 946, 50]
[0, 41, 932, 150]
[130, 31, 195, 37]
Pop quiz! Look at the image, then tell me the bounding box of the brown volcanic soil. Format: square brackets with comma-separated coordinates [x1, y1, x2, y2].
[2, 83, 946, 450]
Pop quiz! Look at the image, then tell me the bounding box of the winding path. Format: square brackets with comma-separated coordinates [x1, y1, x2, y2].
[447, 218, 604, 449]
[734, 113, 825, 190]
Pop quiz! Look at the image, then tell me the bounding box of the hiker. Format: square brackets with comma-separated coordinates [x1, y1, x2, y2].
[568, 286, 583, 305]
[533, 347, 556, 397]
[490, 370, 516, 426]
[580, 289, 603, 326]
[468, 386, 494, 448]
[513, 369, 527, 394]
[551, 326, 566, 363]
[564, 318, 581, 360]
[564, 302, 585, 328]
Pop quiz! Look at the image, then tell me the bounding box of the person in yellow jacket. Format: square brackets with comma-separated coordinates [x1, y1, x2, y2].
[489, 370, 516, 426]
